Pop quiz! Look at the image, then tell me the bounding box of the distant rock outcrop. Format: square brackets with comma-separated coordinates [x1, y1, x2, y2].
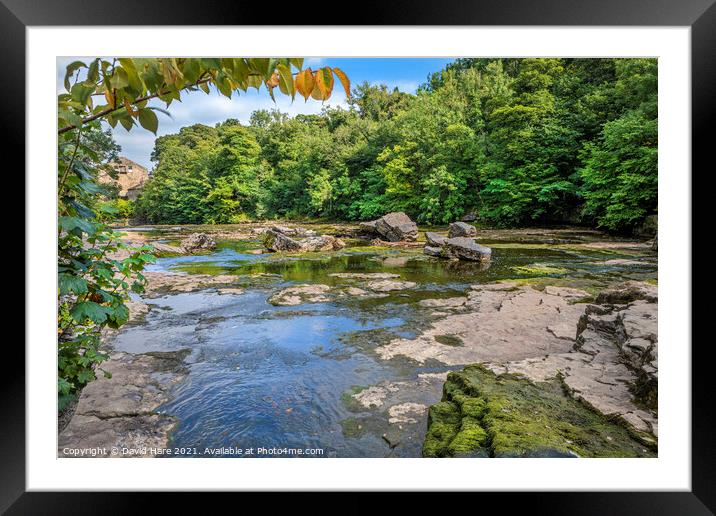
[359, 212, 418, 242]
[423, 235, 492, 263]
[180, 233, 217, 253]
[448, 221, 477, 238]
[263, 228, 345, 253]
[263, 229, 303, 252]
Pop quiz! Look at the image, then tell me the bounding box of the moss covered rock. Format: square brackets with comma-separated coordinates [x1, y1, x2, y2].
[422, 365, 656, 458]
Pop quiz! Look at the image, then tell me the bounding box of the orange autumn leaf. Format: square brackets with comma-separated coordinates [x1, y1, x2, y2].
[332, 67, 351, 98]
[295, 68, 315, 101]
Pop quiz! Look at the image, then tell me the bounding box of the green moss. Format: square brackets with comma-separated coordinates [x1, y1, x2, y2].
[448, 417, 489, 455]
[423, 401, 462, 457]
[497, 277, 604, 296]
[422, 364, 656, 458]
[434, 334, 464, 347]
[460, 397, 487, 419]
[512, 264, 570, 276]
[340, 417, 366, 438]
[340, 385, 368, 413]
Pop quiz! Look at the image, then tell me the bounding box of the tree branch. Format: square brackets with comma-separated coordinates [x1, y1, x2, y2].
[58, 76, 213, 135]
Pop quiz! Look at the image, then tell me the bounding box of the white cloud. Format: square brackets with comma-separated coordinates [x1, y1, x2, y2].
[110, 86, 349, 168]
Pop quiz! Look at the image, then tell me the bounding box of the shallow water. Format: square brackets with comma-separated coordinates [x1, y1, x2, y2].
[112, 228, 657, 457]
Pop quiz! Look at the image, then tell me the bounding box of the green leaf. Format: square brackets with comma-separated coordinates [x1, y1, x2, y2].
[109, 67, 129, 89]
[138, 108, 159, 134]
[70, 83, 94, 106]
[77, 369, 96, 384]
[181, 58, 202, 83]
[70, 301, 111, 324]
[58, 273, 88, 295]
[288, 58, 304, 70]
[87, 59, 100, 83]
[59, 216, 96, 235]
[276, 63, 295, 99]
[58, 393, 75, 410]
[119, 116, 134, 131]
[64, 60, 87, 91]
[58, 378, 73, 396]
[248, 58, 275, 80]
[118, 58, 144, 91]
[58, 109, 83, 129]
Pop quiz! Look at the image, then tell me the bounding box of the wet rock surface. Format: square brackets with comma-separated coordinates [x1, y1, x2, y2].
[340, 373, 450, 456]
[268, 284, 332, 306]
[263, 229, 345, 253]
[58, 349, 190, 457]
[364, 279, 417, 292]
[263, 229, 303, 252]
[180, 232, 216, 253]
[423, 232, 492, 263]
[300, 235, 346, 252]
[151, 242, 185, 255]
[143, 271, 240, 298]
[329, 272, 401, 280]
[377, 282, 588, 365]
[443, 237, 492, 262]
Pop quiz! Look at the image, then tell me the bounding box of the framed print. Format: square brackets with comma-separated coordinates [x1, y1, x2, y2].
[6, 0, 713, 510]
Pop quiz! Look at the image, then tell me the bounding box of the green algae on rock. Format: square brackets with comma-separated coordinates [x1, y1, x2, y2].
[423, 365, 655, 458]
[511, 264, 570, 276]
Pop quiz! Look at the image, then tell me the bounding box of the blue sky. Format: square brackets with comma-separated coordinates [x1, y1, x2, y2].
[57, 57, 453, 169]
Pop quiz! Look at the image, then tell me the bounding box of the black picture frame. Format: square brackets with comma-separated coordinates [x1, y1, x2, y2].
[6, 0, 712, 511]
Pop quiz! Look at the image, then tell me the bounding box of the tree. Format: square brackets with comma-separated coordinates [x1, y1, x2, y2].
[57, 57, 349, 403]
[579, 59, 657, 231]
[134, 57, 658, 232]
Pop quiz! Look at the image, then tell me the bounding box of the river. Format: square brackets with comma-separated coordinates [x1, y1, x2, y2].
[106, 225, 657, 457]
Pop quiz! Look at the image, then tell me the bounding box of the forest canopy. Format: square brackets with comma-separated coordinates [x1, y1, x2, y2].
[133, 58, 657, 232]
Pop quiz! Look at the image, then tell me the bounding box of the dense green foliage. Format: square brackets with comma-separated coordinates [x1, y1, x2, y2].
[137, 58, 657, 231]
[58, 57, 331, 404]
[58, 122, 155, 406]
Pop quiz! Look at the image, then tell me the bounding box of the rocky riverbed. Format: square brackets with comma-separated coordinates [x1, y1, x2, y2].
[58, 222, 657, 458]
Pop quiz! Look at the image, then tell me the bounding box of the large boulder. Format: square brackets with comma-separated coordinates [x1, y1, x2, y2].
[263, 229, 302, 252]
[448, 221, 477, 238]
[360, 212, 418, 242]
[443, 237, 492, 262]
[375, 212, 419, 242]
[180, 233, 216, 253]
